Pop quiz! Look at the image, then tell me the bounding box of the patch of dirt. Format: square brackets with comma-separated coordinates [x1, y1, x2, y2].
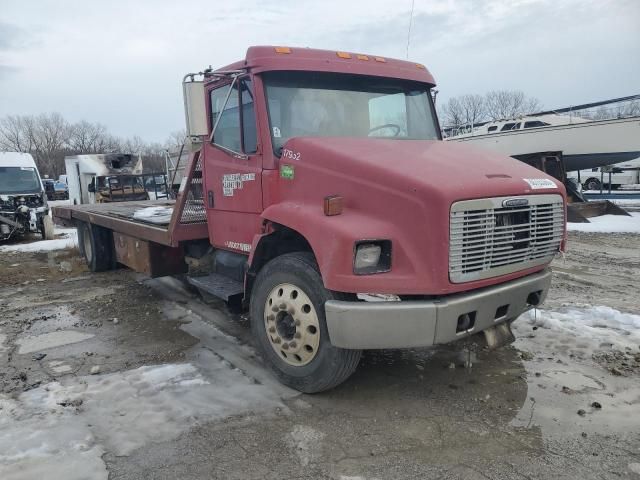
[0, 249, 87, 287]
[592, 350, 640, 377]
[0, 248, 198, 394]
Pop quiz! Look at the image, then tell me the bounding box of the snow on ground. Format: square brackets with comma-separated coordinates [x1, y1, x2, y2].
[567, 212, 640, 233]
[132, 206, 173, 224]
[0, 226, 78, 253]
[48, 199, 71, 208]
[0, 360, 283, 480]
[518, 305, 640, 352]
[16, 331, 95, 354]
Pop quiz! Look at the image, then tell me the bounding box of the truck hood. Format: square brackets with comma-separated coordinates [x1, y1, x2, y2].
[267, 137, 566, 296]
[283, 137, 564, 200]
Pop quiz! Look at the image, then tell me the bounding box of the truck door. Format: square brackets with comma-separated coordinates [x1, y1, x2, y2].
[203, 77, 263, 254]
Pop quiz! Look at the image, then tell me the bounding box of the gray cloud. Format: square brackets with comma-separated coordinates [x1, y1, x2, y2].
[0, 64, 18, 79]
[0, 21, 28, 50]
[0, 0, 637, 141]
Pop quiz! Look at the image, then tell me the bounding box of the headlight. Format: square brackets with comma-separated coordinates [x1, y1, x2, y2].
[353, 240, 391, 275]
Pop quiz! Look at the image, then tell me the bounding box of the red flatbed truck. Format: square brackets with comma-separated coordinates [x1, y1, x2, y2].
[53, 46, 567, 393]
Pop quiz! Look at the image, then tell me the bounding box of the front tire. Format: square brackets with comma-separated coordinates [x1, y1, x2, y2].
[41, 215, 55, 240]
[250, 252, 362, 393]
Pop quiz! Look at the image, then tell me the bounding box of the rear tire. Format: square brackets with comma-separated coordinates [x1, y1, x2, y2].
[250, 252, 362, 393]
[77, 222, 115, 272]
[584, 178, 601, 191]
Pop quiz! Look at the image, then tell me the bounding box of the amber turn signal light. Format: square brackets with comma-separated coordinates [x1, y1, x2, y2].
[324, 195, 343, 216]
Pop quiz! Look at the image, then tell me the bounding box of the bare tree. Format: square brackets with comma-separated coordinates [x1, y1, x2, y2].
[165, 129, 187, 150]
[460, 94, 486, 126]
[120, 135, 146, 155]
[69, 120, 108, 153]
[592, 106, 610, 120]
[29, 113, 71, 177]
[440, 94, 487, 132]
[485, 90, 542, 121]
[440, 97, 465, 128]
[619, 99, 640, 118]
[0, 115, 34, 152]
[0, 111, 183, 177]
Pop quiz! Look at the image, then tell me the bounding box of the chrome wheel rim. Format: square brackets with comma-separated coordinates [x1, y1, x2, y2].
[264, 283, 320, 366]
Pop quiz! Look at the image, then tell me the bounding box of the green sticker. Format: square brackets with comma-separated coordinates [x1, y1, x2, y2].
[280, 164, 294, 180]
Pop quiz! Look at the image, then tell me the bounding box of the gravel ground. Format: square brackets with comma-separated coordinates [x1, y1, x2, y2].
[0, 230, 639, 479]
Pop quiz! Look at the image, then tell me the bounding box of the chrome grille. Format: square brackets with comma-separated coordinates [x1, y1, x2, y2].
[449, 194, 564, 283]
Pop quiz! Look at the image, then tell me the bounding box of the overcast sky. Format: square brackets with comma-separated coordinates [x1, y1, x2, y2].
[1, 0, 638, 142]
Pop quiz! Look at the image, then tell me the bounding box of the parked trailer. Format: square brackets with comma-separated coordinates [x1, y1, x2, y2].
[53, 46, 567, 392]
[511, 151, 630, 223]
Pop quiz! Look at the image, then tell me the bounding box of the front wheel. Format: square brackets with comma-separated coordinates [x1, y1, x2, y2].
[41, 215, 55, 240]
[250, 252, 362, 393]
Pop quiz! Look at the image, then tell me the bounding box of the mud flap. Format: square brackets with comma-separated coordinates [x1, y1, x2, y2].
[483, 322, 515, 350]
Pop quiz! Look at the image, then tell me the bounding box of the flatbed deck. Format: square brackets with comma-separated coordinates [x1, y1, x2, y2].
[52, 199, 208, 246]
[59, 200, 174, 225]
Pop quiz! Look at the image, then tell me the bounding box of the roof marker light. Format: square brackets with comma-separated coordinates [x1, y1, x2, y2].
[374, 56, 386, 63]
[336, 51, 352, 59]
[415, 63, 426, 69]
[356, 54, 369, 61]
[275, 47, 291, 54]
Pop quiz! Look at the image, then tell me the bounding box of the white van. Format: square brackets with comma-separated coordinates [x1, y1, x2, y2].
[0, 152, 54, 241]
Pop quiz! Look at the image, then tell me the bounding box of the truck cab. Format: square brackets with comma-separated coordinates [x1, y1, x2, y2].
[55, 46, 567, 393]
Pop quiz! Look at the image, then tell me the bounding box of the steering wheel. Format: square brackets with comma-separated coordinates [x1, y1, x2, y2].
[368, 123, 402, 137]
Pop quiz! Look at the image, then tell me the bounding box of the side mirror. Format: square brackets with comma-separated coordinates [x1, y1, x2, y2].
[183, 78, 208, 140]
[87, 181, 95, 193]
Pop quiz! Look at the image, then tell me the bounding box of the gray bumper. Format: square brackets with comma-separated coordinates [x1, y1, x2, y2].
[325, 268, 552, 349]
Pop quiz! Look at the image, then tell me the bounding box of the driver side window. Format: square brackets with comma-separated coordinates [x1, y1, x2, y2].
[368, 93, 408, 137]
[210, 79, 257, 154]
[210, 84, 241, 152]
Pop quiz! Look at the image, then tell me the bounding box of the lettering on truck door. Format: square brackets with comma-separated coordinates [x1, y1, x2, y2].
[203, 77, 263, 253]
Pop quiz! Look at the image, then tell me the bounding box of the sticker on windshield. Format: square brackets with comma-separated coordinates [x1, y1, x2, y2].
[273, 127, 281, 138]
[524, 178, 557, 189]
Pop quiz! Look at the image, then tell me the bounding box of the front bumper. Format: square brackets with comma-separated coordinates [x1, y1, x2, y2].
[325, 268, 552, 349]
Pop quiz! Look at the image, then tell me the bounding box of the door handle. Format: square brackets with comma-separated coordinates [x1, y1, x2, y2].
[208, 190, 214, 208]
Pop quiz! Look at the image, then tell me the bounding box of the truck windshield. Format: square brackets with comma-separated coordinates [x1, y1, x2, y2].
[0, 166, 41, 194]
[263, 71, 440, 154]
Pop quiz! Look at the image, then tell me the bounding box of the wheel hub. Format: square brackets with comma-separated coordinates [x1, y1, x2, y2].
[264, 283, 320, 367]
[275, 311, 296, 340]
